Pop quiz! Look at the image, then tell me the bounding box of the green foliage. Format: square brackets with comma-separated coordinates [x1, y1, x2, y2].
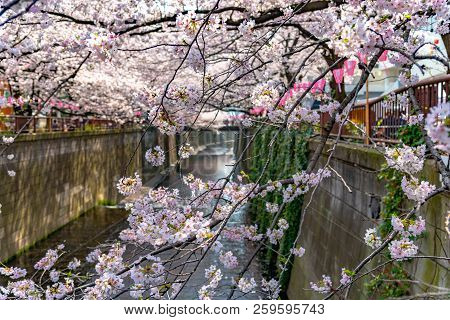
[83, 124, 98, 132]
[366, 262, 410, 299]
[97, 199, 117, 206]
[344, 121, 364, 137]
[397, 124, 424, 147]
[378, 166, 405, 237]
[248, 126, 310, 292]
[378, 124, 424, 235]
[372, 124, 424, 298]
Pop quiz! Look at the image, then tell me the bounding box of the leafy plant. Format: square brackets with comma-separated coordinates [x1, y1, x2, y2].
[248, 126, 310, 292]
[370, 123, 424, 298]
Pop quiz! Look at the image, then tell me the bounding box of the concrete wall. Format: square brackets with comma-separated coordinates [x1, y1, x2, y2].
[287, 139, 449, 299]
[0, 129, 145, 262]
[0, 128, 237, 262]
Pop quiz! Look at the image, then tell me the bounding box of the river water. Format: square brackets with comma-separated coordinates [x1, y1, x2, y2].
[2, 131, 262, 299]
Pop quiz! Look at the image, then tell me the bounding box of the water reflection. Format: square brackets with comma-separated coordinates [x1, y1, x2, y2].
[156, 142, 262, 300]
[0, 207, 128, 286]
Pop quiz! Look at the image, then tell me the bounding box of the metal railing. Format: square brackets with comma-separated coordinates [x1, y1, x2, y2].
[0, 115, 127, 133]
[321, 74, 450, 144]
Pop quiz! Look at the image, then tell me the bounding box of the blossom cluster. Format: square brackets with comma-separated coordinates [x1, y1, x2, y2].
[290, 247, 306, 258]
[198, 265, 223, 300]
[261, 278, 281, 299]
[282, 168, 331, 203]
[148, 107, 186, 136]
[364, 228, 382, 249]
[266, 219, 289, 245]
[310, 275, 333, 294]
[384, 145, 425, 175]
[388, 215, 425, 260]
[179, 143, 194, 159]
[34, 245, 64, 271]
[388, 239, 419, 261]
[0, 266, 27, 279]
[83, 244, 126, 299]
[391, 215, 426, 237]
[339, 269, 353, 286]
[145, 146, 165, 167]
[425, 103, 449, 153]
[236, 277, 257, 294]
[401, 176, 436, 203]
[116, 173, 143, 196]
[219, 251, 238, 269]
[119, 186, 210, 248]
[222, 224, 263, 242]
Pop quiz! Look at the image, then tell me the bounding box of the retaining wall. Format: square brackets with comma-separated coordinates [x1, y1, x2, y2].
[0, 129, 145, 261]
[287, 139, 449, 299]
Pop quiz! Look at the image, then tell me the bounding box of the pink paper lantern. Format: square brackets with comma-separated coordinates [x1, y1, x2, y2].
[344, 60, 357, 76]
[379, 50, 388, 62]
[332, 68, 344, 92]
[357, 52, 367, 64]
[317, 78, 326, 91]
[312, 80, 324, 93]
[296, 82, 311, 92]
[250, 107, 265, 116]
[288, 88, 294, 98]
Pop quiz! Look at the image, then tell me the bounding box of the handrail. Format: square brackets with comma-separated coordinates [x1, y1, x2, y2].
[323, 73, 450, 144]
[0, 115, 129, 133]
[354, 74, 450, 108]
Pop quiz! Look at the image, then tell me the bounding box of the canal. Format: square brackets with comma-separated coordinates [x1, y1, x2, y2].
[1, 130, 262, 299]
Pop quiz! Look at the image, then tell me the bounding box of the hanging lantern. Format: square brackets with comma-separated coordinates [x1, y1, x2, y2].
[344, 60, 357, 76]
[379, 50, 388, 62]
[317, 78, 326, 91]
[332, 68, 344, 92]
[357, 52, 367, 64]
[288, 88, 294, 98]
[303, 82, 311, 90]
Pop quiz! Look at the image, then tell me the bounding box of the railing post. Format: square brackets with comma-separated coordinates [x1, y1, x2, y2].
[364, 79, 370, 144]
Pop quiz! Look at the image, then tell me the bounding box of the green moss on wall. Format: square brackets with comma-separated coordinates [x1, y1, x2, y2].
[247, 126, 310, 293]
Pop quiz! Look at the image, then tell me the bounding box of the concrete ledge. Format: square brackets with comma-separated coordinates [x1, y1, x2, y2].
[9, 128, 143, 143]
[308, 137, 385, 170]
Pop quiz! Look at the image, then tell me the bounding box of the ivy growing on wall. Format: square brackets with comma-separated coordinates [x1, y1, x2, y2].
[247, 126, 310, 293]
[366, 124, 424, 298]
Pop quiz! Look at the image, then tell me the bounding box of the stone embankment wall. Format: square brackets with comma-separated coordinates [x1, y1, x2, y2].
[0, 129, 148, 261]
[287, 139, 449, 299]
